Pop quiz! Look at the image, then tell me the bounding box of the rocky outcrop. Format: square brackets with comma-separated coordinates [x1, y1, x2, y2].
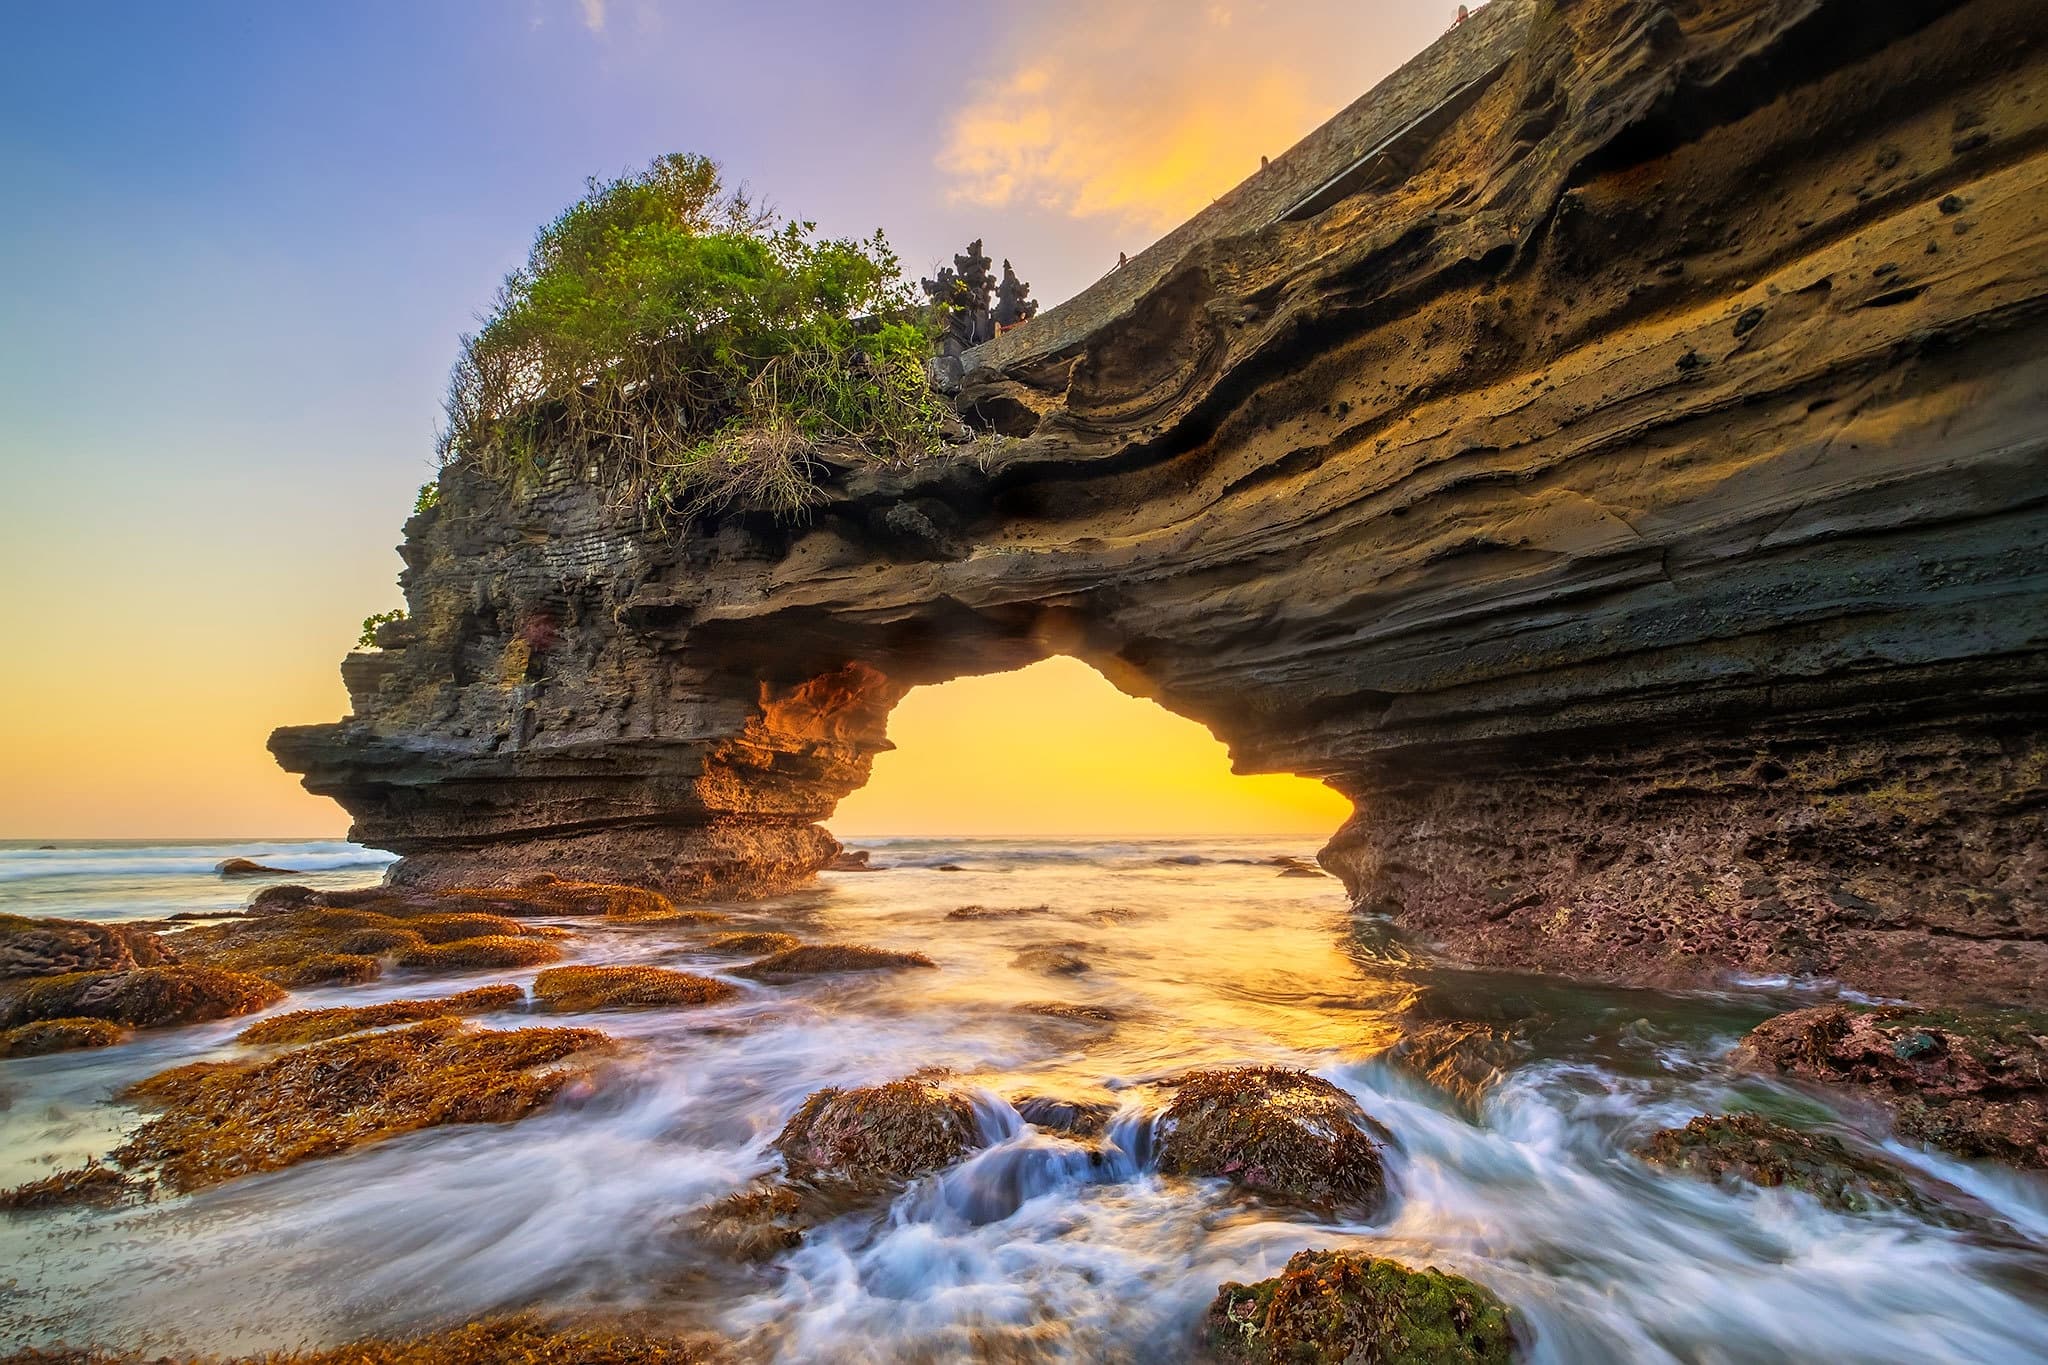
[276, 0, 2048, 1005]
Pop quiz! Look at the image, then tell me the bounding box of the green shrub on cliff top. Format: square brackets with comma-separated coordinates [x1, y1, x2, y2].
[439, 152, 951, 521]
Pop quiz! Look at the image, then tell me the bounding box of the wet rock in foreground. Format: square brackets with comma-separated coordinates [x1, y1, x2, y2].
[532, 965, 738, 1012]
[735, 944, 937, 981]
[1635, 1113, 1933, 1214]
[0, 966, 284, 1031]
[1738, 1004, 2048, 1168]
[773, 1077, 982, 1188]
[1156, 1068, 1388, 1213]
[1206, 1249, 1514, 1364]
[104, 1018, 610, 1192]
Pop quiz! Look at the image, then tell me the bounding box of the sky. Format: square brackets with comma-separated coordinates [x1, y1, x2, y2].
[0, 1, 1467, 840]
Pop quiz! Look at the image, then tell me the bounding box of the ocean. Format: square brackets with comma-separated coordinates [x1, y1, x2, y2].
[3, 837, 2045, 1361]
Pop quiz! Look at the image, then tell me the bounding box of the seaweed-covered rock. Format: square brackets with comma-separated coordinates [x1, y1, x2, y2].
[176, 906, 562, 987]
[109, 1019, 610, 1191]
[1738, 1004, 2048, 1168]
[1205, 1250, 1514, 1364]
[1156, 1068, 1387, 1213]
[1635, 1113, 1930, 1213]
[735, 944, 936, 981]
[688, 1182, 812, 1261]
[0, 966, 284, 1030]
[773, 1078, 982, 1187]
[1011, 946, 1089, 975]
[0, 1016, 131, 1057]
[705, 931, 802, 956]
[0, 1162, 146, 1212]
[247, 877, 675, 922]
[532, 966, 738, 1013]
[236, 985, 527, 1046]
[217, 857, 290, 877]
[0, 914, 177, 980]
[945, 904, 1053, 922]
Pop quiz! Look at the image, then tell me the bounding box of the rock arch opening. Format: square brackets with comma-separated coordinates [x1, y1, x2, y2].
[830, 656, 1353, 839]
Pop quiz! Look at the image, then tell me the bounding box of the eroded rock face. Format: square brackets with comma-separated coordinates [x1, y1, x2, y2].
[275, 0, 2048, 1005]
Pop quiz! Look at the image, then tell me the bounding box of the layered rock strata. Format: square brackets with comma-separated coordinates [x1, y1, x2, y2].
[277, 0, 2048, 1005]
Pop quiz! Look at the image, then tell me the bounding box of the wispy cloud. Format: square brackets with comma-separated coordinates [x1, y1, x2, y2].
[578, 0, 606, 33]
[936, 0, 1411, 234]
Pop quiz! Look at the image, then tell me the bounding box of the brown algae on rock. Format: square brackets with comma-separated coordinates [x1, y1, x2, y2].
[532, 965, 738, 1012]
[1156, 1067, 1387, 1213]
[0, 1161, 148, 1212]
[773, 1078, 981, 1188]
[235, 985, 528, 1046]
[704, 932, 803, 956]
[735, 944, 936, 980]
[107, 1018, 610, 1192]
[1206, 1249, 1515, 1364]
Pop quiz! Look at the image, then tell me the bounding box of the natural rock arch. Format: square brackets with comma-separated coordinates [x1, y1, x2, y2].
[278, 0, 2048, 1007]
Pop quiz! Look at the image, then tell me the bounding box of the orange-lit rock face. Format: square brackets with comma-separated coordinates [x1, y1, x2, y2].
[277, 0, 2048, 1004]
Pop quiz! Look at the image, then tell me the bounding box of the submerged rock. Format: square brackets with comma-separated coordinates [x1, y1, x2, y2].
[1635, 1113, 1932, 1214]
[0, 966, 284, 1030]
[1013, 1094, 1117, 1138]
[1383, 1021, 1531, 1114]
[0, 1161, 146, 1212]
[109, 1018, 611, 1192]
[235, 985, 527, 1046]
[1019, 1001, 1119, 1024]
[1737, 1004, 2048, 1168]
[1011, 945, 1089, 975]
[1156, 1068, 1388, 1213]
[688, 1182, 813, 1261]
[735, 944, 937, 980]
[0, 914, 177, 980]
[945, 904, 1053, 921]
[1205, 1249, 1515, 1364]
[773, 1077, 982, 1187]
[531, 965, 738, 1012]
[704, 931, 802, 956]
[0, 1016, 130, 1057]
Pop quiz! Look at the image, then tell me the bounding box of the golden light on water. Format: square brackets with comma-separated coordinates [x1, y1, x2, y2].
[832, 656, 1353, 838]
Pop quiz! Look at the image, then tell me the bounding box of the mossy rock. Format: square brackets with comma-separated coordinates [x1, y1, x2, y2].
[688, 1182, 812, 1261]
[1739, 1004, 2048, 1168]
[1206, 1249, 1515, 1364]
[109, 1019, 611, 1191]
[236, 985, 527, 1046]
[735, 944, 936, 981]
[1, 966, 284, 1030]
[774, 1077, 982, 1187]
[258, 953, 384, 989]
[1635, 1113, 1930, 1214]
[399, 913, 529, 944]
[532, 965, 738, 1013]
[395, 936, 565, 973]
[1157, 1068, 1388, 1213]
[0, 1016, 130, 1057]
[705, 931, 803, 956]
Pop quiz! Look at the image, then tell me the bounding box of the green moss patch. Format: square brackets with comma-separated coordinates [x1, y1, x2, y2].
[1206, 1249, 1514, 1364]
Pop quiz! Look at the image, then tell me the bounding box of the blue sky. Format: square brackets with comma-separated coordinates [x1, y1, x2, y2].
[0, 0, 1465, 835]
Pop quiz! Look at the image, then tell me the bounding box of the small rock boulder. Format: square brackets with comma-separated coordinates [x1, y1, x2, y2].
[824, 849, 879, 872]
[1013, 1094, 1117, 1137]
[217, 857, 291, 877]
[774, 1077, 982, 1187]
[0, 1016, 131, 1057]
[1205, 1249, 1514, 1364]
[736, 944, 937, 981]
[1012, 945, 1089, 975]
[1738, 1004, 2048, 1168]
[532, 965, 739, 1013]
[1156, 1067, 1388, 1212]
[706, 931, 803, 956]
[1635, 1113, 1931, 1214]
[0, 914, 177, 980]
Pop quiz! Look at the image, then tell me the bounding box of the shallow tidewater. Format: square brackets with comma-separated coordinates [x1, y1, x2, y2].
[2, 837, 2046, 1362]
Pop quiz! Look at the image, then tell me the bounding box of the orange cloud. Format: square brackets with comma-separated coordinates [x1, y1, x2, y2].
[936, 1, 1396, 233]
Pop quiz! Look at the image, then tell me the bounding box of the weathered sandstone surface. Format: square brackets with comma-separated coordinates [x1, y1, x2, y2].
[277, 0, 2048, 1005]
